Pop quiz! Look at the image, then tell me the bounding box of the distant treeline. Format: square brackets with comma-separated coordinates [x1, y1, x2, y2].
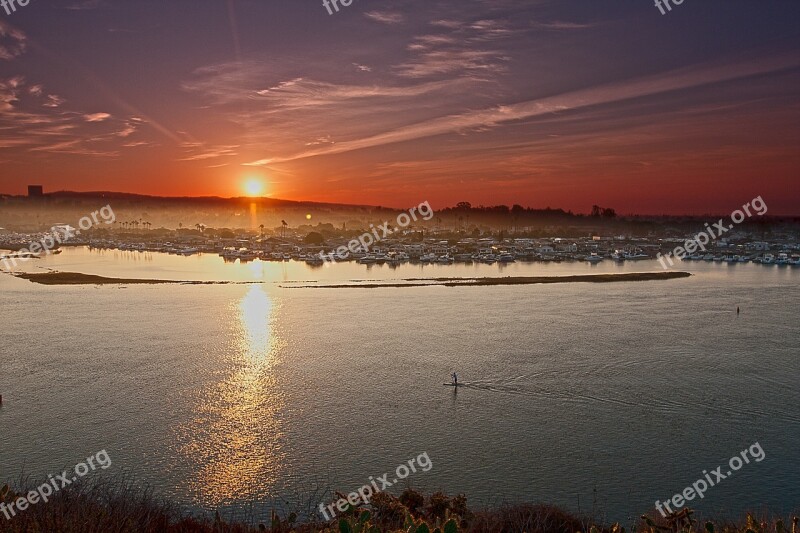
[0, 192, 796, 235]
[439, 202, 617, 218]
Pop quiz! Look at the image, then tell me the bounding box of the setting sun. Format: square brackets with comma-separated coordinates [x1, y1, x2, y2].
[243, 178, 265, 197]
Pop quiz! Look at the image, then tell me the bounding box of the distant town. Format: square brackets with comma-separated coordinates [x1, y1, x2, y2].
[1, 188, 799, 267]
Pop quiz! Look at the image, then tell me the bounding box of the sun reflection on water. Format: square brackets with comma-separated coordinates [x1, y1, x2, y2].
[178, 285, 287, 506]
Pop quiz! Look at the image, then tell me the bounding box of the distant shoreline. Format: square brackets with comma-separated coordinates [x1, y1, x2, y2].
[9, 271, 691, 286]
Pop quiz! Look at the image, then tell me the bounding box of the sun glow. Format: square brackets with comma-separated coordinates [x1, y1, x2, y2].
[243, 178, 265, 197]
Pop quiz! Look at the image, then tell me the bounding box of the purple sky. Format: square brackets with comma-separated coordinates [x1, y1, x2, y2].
[1, 0, 799, 214]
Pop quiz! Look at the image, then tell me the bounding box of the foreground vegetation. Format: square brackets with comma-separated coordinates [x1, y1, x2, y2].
[1, 481, 796, 533]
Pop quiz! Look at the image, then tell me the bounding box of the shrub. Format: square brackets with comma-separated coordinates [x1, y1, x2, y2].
[399, 488, 425, 515]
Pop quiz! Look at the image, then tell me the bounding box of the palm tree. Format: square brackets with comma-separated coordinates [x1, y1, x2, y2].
[281, 220, 287, 238]
[259, 224, 265, 238]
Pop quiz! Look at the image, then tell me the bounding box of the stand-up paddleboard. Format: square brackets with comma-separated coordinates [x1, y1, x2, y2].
[443, 383, 462, 387]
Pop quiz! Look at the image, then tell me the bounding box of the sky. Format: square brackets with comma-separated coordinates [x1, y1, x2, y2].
[0, 0, 799, 214]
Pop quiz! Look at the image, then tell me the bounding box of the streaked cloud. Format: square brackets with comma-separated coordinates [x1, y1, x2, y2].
[43, 95, 65, 108]
[533, 20, 597, 30]
[364, 11, 405, 25]
[395, 18, 515, 78]
[178, 141, 239, 162]
[0, 76, 151, 158]
[248, 55, 800, 164]
[0, 21, 26, 61]
[84, 112, 111, 122]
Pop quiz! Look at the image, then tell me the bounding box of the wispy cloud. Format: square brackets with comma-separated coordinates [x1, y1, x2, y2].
[242, 159, 272, 167]
[0, 76, 150, 157]
[430, 20, 461, 29]
[252, 55, 800, 164]
[395, 18, 515, 78]
[364, 11, 405, 25]
[43, 95, 65, 108]
[84, 112, 111, 122]
[178, 140, 239, 162]
[533, 20, 597, 30]
[183, 58, 495, 167]
[116, 122, 137, 137]
[0, 20, 27, 61]
[305, 135, 335, 146]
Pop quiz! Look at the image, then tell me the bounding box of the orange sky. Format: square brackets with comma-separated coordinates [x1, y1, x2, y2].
[1, 3, 799, 214]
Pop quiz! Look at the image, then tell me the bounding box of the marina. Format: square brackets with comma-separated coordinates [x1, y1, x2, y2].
[3, 230, 799, 269]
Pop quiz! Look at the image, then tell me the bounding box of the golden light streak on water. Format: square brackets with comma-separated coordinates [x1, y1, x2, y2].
[178, 285, 287, 506]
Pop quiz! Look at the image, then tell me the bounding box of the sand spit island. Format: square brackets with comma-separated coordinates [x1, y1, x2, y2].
[6, 270, 690, 286]
[281, 272, 692, 288]
[9, 272, 223, 285]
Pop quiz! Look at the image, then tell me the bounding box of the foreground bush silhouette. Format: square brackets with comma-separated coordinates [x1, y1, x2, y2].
[0, 479, 796, 533]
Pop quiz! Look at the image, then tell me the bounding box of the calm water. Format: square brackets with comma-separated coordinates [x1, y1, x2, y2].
[1, 247, 798, 523]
